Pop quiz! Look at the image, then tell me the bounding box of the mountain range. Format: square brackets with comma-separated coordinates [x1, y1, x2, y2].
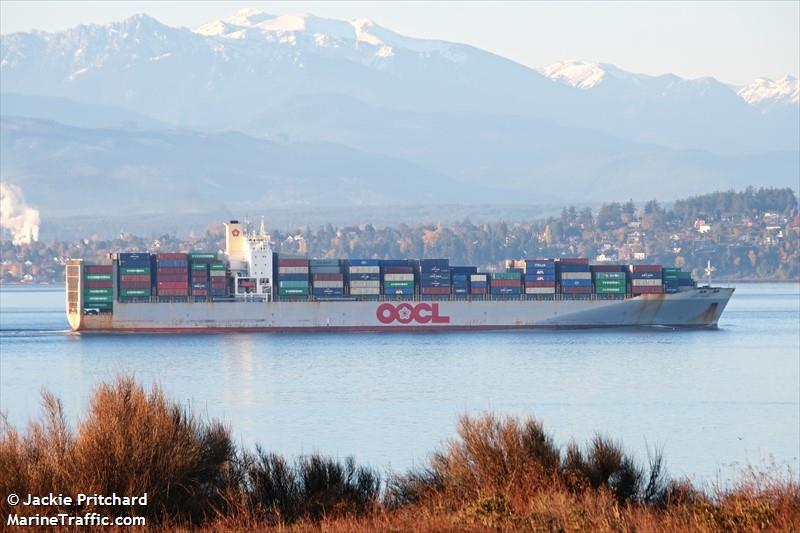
[0, 8, 797, 230]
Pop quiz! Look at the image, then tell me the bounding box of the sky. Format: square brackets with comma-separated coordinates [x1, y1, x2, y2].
[0, 1, 798, 85]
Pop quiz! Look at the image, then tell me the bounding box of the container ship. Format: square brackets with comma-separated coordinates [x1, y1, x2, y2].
[66, 220, 733, 333]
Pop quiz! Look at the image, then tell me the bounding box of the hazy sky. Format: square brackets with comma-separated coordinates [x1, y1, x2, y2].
[1, 1, 797, 85]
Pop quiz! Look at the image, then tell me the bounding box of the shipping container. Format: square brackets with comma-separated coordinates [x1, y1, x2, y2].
[629, 264, 662, 272]
[84, 265, 113, 274]
[560, 272, 591, 280]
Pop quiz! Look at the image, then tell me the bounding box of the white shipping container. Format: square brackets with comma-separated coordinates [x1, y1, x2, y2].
[349, 280, 380, 288]
[349, 287, 380, 295]
[349, 266, 380, 274]
[279, 266, 309, 274]
[560, 272, 591, 280]
[210, 271, 226, 277]
[384, 273, 414, 281]
[312, 281, 345, 288]
[470, 274, 488, 282]
[631, 278, 662, 286]
[525, 287, 556, 294]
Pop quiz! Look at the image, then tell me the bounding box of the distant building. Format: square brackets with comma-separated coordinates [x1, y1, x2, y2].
[694, 219, 712, 234]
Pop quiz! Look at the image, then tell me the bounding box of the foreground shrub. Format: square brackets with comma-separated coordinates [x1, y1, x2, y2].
[241, 448, 380, 523]
[0, 377, 235, 523]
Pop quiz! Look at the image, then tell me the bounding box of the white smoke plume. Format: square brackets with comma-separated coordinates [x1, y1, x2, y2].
[0, 182, 41, 245]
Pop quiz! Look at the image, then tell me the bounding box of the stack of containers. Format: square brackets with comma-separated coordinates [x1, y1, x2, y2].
[661, 268, 681, 293]
[278, 256, 310, 298]
[629, 264, 663, 295]
[558, 258, 592, 296]
[591, 264, 627, 298]
[83, 264, 114, 311]
[349, 259, 381, 297]
[156, 253, 189, 297]
[419, 259, 450, 296]
[470, 273, 488, 295]
[117, 253, 151, 300]
[209, 261, 228, 298]
[491, 271, 522, 297]
[678, 270, 694, 289]
[311, 259, 344, 298]
[382, 260, 415, 297]
[190, 263, 209, 297]
[450, 266, 477, 296]
[524, 259, 556, 296]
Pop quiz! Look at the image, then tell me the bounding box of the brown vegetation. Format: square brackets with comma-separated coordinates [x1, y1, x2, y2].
[1, 377, 797, 531]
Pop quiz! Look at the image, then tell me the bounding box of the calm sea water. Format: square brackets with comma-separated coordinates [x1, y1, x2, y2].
[1, 283, 798, 486]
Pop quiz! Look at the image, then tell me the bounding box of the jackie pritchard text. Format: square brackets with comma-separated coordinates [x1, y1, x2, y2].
[8, 492, 147, 506]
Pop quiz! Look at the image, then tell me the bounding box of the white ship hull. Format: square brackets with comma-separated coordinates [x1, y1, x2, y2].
[68, 288, 734, 333]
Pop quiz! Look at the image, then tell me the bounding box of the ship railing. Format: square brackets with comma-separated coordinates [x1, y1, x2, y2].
[117, 293, 641, 304]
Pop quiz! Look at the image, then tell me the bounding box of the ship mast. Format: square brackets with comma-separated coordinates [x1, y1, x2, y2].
[704, 259, 715, 287]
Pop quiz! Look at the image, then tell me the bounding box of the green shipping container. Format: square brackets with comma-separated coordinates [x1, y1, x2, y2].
[120, 267, 150, 274]
[279, 288, 309, 296]
[189, 252, 217, 260]
[595, 280, 625, 288]
[84, 273, 113, 281]
[492, 272, 521, 280]
[119, 289, 151, 297]
[384, 281, 414, 288]
[594, 272, 626, 280]
[192, 264, 209, 271]
[84, 294, 114, 303]
[210, 263, 226, 271]
[84, 288, 113, 296]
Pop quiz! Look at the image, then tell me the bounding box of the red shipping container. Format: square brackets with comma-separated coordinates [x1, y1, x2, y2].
[591, 264, 627, 272]
[632, 286, 664, 294]
[558, 258, 590, 265]
[157, 281, 189, 289]
[384, 267, 413, 274]
[238, 281, 256, 287]
[470, 288, 487, 294]
[630, 264, 662, 272]
[211, 279, 227, 285]
[84, 265, 113, 274]
[491, 279, 521, 287]
[192, 290, 208, 296]
[157, 274, 188, 282]
[421, 287, 449, 295]
[278, 259, 309, 267]
[157, 266, 188, 273]
[120, 274, 150, 282]
[157, 288, 188, 296]
[119, 281, 151, 289]
[156, 253, 188, 260]
[525, 281, 557, 287]
[84, 280, 113, 289]
[313, 273, 344, 281]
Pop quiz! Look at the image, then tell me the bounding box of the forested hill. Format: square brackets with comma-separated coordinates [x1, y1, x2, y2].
[2, 188, 798, 283]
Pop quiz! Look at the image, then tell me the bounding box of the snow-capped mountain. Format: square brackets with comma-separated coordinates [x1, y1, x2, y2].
[540, 60, 799, 111]
[738, 75, 799, 109]
[0, 8, 797, 217]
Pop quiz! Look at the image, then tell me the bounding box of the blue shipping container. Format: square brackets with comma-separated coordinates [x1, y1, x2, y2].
[278, 273, 309, 282]
[558, 264, 591, 272]
[561, 279, 592, 287]
[119, 253, 151, 266]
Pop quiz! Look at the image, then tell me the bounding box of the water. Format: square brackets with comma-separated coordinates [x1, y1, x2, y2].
[1, 283, 798, 486]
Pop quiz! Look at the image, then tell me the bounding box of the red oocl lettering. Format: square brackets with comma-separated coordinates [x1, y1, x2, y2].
[375, 303, 450, 325]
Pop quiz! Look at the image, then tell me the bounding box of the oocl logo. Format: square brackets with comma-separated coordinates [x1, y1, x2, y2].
[376, 302, 450, 325]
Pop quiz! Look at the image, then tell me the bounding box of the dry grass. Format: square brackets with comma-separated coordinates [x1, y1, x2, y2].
[1, 377, 798, 532]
